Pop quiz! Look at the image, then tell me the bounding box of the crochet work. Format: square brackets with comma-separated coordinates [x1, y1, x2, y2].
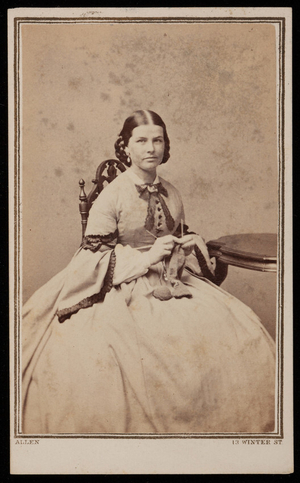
[174, 222, 217, 284]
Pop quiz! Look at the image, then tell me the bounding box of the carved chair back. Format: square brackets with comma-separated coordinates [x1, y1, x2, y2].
[79, 159, 126, 240]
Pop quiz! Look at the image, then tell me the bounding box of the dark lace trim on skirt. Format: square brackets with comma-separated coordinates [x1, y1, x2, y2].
[57, 250, 116, 323]
[82, 229, 118, 252]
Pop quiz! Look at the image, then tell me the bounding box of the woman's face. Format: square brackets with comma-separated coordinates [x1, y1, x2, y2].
[125, 124, 165, 175]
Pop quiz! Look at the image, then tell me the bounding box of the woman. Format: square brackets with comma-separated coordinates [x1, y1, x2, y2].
[22, 110, 275, 434]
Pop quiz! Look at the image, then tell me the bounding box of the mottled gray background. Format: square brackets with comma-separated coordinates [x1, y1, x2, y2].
[21, 22, 277, 338]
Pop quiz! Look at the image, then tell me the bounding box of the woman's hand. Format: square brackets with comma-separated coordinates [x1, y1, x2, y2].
[176, 234, 196, 256]
[148, 235, 181, 265]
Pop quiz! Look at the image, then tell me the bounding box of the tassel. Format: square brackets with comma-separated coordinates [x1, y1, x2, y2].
[171, 280, 192, 299]
[153, 285, 173, 301]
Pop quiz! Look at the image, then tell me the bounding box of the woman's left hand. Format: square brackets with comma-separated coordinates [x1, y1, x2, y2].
[176, 234, 195, 256]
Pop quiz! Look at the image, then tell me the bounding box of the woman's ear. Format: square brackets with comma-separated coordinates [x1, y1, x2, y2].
[124, 146, 130, 156]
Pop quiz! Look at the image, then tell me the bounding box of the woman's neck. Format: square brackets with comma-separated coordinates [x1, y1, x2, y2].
[129, 165, 157, 184]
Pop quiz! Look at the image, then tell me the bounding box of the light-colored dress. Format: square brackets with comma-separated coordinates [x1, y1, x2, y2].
[22, 169, 275, 434]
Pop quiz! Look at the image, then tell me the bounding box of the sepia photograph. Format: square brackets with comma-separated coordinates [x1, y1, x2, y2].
[9, 7, 292, 474]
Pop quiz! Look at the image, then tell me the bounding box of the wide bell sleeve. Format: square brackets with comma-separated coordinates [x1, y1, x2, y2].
[85, 183, 153, 284]
[56, 184, 152, 323]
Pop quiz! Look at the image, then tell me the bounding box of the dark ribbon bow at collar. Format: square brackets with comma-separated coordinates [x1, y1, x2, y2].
[135, 182, 175, 232]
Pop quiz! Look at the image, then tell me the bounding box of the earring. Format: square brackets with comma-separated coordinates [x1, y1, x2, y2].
[127, 155, 131, 165]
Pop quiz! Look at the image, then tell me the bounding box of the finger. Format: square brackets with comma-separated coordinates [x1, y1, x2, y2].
[164, 240, 175, 246]
[163, 235, 174, 242]
[176, 236, 192, 244]
[162, 239, 175, 246]
[181, 240, 195, 248]
[182, 235, 194, 242]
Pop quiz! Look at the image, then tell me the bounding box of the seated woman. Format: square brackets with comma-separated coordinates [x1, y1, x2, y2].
[22, 110, 275, 434]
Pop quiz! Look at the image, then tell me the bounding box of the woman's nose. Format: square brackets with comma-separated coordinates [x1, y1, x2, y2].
[146, 141, 155, 152]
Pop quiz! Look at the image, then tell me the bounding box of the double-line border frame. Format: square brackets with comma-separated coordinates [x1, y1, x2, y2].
[9, 7, 293, 475]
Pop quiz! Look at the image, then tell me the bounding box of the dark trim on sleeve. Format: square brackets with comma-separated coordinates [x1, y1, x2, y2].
[82, 229, 118, 252]
[57, 250, 116, 323]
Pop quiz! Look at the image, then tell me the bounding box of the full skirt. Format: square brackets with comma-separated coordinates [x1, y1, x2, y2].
[22, 268, 276, 434]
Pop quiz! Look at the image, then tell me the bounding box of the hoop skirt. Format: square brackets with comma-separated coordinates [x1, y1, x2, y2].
[22, 169, 275, 434]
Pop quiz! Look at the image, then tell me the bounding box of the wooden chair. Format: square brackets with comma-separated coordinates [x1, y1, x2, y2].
[79, 159, 126, 240]
[79, 160, 228, 286]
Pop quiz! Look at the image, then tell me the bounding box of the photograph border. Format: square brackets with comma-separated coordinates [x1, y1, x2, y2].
[12, 13, 286, 441]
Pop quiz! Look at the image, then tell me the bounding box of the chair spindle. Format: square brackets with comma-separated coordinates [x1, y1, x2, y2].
[79, 179, 88, 239]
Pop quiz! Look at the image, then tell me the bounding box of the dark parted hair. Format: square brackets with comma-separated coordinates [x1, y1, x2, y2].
[114, 110, 170, 167]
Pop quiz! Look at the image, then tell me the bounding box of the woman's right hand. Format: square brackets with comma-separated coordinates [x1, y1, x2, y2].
[148, 235, 181, 266]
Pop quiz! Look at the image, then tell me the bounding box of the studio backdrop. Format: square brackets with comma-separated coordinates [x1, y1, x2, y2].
[21, 22, 277, 338]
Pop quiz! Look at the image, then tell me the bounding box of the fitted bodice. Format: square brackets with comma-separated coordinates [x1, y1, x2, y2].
[85, 169, 185, 248]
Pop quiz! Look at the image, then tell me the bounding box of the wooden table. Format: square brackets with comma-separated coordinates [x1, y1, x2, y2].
[207, 233, 277, 285]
